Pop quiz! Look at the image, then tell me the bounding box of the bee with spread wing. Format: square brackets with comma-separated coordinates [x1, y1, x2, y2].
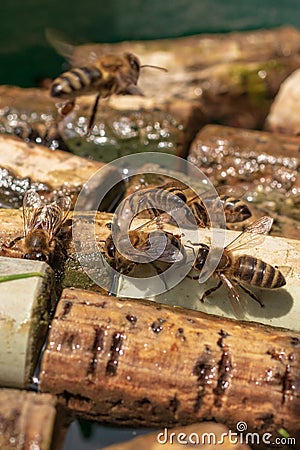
[193, 216, 288, 318]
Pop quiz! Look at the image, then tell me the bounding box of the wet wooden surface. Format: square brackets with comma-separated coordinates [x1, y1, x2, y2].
[39, 288, 300, 444]
[188, 124, 300, 239]
[0, 133, 123, 209]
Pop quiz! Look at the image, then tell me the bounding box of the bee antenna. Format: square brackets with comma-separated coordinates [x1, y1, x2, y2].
[140, 64, 168, 72]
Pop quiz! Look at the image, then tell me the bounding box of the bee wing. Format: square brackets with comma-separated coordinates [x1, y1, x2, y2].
[119, 84, 144, 96]
[54, 195, 71, 223]
[45, 28, 100, 66]
[23, 189, 44, 235]
[225, 216, 273, 253]
[23, 190, 71, 238]
[218, 273, 246, 319]
[132, 214, 169, 232]
[45, 195, 72, 238]
[131, 217, 184, 264]
[45, 28, 76, 62]
[156, 233, 185, 263]
[143, 231, 184, 263]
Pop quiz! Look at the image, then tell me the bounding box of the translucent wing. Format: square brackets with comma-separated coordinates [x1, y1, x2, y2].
[23, 189, 71, 239]
[152, 231, 184, 263]
[45, 28, 76, 62]
[45, 28, 101, 66]
[218, 273, 247, 319]
[129, 216, 184, 264]
[54, 195, 72, 224]
[44, 195, 71, 238]
[131, 216, 165, 233]
[225, 216, 273, 253]
[23, 189, 44, 235]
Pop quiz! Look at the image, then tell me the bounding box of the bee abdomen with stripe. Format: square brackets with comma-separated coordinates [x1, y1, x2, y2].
[233, 255, 286, 289]
[51, 66, 102, 99]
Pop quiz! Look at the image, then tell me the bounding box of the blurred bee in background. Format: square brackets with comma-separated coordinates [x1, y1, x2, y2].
[3, 189, 71, 265]
[192, 216, 288, 317]
[46, 29, 167, 132]
[13, 121, 69, 151]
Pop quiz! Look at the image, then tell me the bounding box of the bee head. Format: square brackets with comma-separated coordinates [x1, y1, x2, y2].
[194, 244, 210, 270]
[23, 252, 48, 262]
[124, 53, 141, 75]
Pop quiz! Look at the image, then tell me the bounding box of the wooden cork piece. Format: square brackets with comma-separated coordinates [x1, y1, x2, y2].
[39, 288, 300, 443]
[0, 389, 59, 450]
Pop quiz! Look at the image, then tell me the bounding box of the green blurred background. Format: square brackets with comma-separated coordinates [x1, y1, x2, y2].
[1, 0, 300, 86]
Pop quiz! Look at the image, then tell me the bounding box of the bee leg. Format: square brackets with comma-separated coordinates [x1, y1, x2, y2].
[200, 280, 222, 303]
[4, 235, 25, 248]
[238, 283, 264, 308]
[87, 93, 101, 133]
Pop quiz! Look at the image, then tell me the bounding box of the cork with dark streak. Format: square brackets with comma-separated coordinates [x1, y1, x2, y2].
[39, 288, 300, 443]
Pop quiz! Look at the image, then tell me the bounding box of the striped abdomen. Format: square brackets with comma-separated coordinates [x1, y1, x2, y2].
[120, 186, 187, 219]
[220, 195, 252, 223]
[51, 66, 102, 99]
[233, 255, 286, 289]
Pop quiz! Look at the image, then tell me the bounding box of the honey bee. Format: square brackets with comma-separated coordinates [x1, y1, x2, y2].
[120, 179, 252, 229]
[102, 219, 184, 294]
[187, 192, 252, 228]
[192, 216, 287, 317]
[4, 189, 71, 264]
[13, 121, 68, 151]
[47, 30, 167, 132]
[214, 185, 253, 225]
[103, 223, 183, 274]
